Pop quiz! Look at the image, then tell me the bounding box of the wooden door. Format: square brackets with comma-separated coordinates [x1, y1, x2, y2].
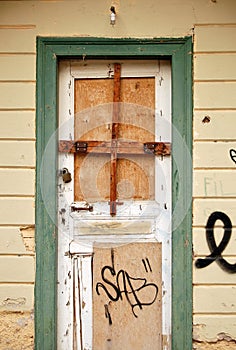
[58, 60, 171, 350]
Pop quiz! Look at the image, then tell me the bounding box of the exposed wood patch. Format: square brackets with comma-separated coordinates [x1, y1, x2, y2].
[20, 225, 35, 252]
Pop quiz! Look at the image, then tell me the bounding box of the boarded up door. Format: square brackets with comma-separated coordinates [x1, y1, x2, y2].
[58, 60, 171, 350]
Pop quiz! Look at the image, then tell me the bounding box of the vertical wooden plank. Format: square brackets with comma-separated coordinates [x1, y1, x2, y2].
[110, 63, 121, 216]
[93, 243, 162, 350]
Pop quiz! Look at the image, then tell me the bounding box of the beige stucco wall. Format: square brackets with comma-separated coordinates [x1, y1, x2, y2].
[0, 1, 236, 349]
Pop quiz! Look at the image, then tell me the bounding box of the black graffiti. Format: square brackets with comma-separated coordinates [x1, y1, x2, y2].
[195, 211, 236, 273]
[230, 149, 236, 164]
[96, 260, 158, 318]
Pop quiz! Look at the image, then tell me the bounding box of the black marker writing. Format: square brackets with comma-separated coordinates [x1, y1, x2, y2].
[195, 211, 236, 273]
[230, 149, 236, 164]
[96, 262, 158, 318]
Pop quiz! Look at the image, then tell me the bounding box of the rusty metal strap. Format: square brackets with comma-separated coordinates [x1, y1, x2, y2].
[59, 140, 171, 156]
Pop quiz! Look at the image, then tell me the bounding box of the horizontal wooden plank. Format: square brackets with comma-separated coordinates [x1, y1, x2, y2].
[0, 141, 35, 167]
[194, 26, 236, 52]
[0, 55, 35, 80]
[0, 82, 35, 109]
[193, 199, 236, 226]
[0, 111, 35, 139]
[0, 256, 34, 283]
[0, 227, 28, 254]
[193, 257, 236, 284]
[59, 140, 171, 155]
[193, 315, 236, 341]
[193, 227, 236, 256]
[194, 82, 236, 109]
[0, 284, 34, 311]
[0, 198, 34, 225]
[0, 29, 36, 53]
[0, 169, 34, 195]
[193, 111, 236, 140]
[194, 53, 236, 80]
[193, 142, 236, 168]
[193, 170, 236, 197]
[193, 285, 236, 313]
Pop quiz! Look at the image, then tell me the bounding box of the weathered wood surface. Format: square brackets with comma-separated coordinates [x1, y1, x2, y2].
[93, 243, 162, 350]
[74, 77, 156, 202]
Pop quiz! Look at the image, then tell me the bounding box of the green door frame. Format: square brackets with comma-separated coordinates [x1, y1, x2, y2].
[36, 37, 192, 350]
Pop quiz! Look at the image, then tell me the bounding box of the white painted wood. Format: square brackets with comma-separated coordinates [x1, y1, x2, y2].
[193, 141, 236, 168]
[0, 140, 35, 167]
[193, 314, 236, 341]
[0, 256, 34, 283]
[193, 199, 236, 226]
[0, 29, 36, 53]
[0, 55, 35, 80]
[194, 285, 236, 313]
[193, 170, 236, 197]
[0, 169, 34, 195]
[193, 227, 236, 256]
[0, 284, 34, 311]
[0, 227, 27, 254]
[0, 82, 35, 108]
[57, 60, 74, 350]
[155, 60, 172, 344]
[194, 26, 236, 52]
[193, 257, 236, 284]
[194, 53, 236, 80]
[193, 111, 236, 141]
[0, 111, 35, 139]
[58, 60, 172, 350]
[0, 197, 34, 225]
[194, 82, 236, 109]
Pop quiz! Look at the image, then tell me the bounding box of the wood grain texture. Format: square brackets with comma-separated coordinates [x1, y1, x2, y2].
[93, 243, 162, 350]
[74, 76, 155, 202]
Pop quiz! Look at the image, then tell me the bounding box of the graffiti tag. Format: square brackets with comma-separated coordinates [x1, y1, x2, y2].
[229, 149, 236, 164]
[195, 211, 236, 273]
[96, 259, 159, 320]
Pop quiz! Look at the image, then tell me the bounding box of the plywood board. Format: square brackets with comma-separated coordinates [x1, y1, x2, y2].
[74, 77, 155, 202]
[93, 242, 162, 350]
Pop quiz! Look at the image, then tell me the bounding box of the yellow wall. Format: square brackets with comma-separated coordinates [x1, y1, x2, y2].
[0, 1, 236, 349]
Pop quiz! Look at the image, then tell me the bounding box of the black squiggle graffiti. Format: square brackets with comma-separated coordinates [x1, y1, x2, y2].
[195, 211, 236, 273]
[96, 261, 159, 318]
[229, 149, 236, 164]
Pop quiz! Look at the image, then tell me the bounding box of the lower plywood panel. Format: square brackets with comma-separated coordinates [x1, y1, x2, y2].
[93, 242, 162, 350]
